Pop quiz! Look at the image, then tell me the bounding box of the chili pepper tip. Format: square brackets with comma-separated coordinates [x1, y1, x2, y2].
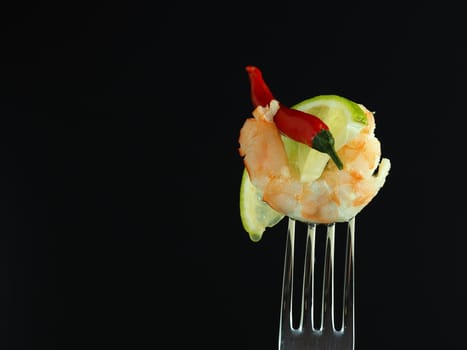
[311, 130, 344, 170]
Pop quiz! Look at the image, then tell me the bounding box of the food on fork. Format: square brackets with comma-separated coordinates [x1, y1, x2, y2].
[238, 66, 391, 241]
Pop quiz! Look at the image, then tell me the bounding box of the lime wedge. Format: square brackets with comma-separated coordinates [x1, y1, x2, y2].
[286, 95, 368, 182]
[239, 169, 285, 242]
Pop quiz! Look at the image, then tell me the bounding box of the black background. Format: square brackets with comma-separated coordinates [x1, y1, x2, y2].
[1, 1, 464, 349]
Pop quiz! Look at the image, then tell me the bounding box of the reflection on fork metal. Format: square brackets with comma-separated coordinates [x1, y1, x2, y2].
[278, 217, 355, 350]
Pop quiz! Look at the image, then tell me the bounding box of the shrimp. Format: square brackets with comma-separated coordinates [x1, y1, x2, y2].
[238, 100, 391, 224]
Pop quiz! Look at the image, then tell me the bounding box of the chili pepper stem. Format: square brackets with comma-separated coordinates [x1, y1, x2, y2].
[311, 130, 344, 170]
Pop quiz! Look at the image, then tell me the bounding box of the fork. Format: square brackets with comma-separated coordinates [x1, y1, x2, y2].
[278, 217, 355, 350]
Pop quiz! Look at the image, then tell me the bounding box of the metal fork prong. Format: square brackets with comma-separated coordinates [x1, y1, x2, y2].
[322, 223, 336, 333]
[343, 217, 355, 337]
[300, 223, 317, 331]
[279, 217, 296, 333]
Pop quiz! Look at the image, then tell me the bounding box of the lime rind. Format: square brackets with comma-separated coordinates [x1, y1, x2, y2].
[293, 94, 367, 125]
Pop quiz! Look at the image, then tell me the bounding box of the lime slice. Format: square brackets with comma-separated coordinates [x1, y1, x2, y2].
[239, 169, 285, 242]
[286, 95, 368, 182]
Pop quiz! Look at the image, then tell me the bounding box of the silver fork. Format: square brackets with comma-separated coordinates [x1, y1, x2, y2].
[278, 217, 355, 350]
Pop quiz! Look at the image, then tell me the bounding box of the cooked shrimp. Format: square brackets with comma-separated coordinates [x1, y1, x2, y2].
[238, 100, 391, 224]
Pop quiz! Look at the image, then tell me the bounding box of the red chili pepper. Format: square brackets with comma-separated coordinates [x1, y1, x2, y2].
[245, 66, 343, 170]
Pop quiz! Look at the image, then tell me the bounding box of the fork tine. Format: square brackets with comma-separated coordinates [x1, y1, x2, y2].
[322, 223, 336, 333]
[300, 223, 316, 331]
[279, 218, 296, 333]
[342, 217, 355, 336]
